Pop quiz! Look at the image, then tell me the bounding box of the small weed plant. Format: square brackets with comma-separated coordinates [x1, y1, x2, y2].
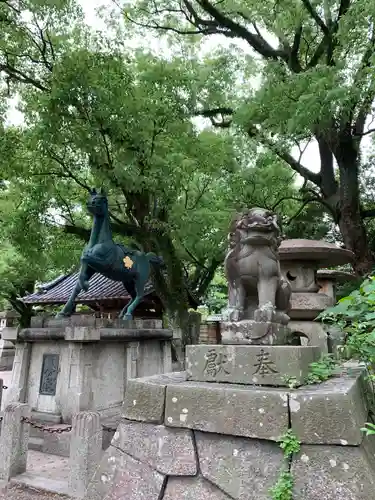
[278, 429, 301, 458]
[270, 430, 301, 500]
[270, 471, 294, 500]
[305, 354, 340, 385]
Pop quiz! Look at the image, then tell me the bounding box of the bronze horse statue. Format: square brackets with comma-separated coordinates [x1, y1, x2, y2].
[57, 189, 164, 320]
[223, 207, 291, 324]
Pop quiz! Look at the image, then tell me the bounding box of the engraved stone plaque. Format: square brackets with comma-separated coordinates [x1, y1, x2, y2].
[39, 354, 59, 396]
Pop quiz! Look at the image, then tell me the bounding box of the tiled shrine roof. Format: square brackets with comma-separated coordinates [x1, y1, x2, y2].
[22, 272, 154, 304]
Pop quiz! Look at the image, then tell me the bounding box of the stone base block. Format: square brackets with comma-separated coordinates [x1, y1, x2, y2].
[85, 369, 375, 500]
[186, 344, 321, 387]
[292, 440, 375, 499]
[221, 320, 291, 345]
[84, 446, 166, 500]
[290, 373, 367, 445]
[164, 381, 289, 440]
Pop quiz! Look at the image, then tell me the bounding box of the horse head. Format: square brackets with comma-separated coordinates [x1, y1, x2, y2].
[87, 188, 108, 217]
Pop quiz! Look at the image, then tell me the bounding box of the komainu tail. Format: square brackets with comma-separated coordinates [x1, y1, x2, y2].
[146, 252, 165, 268]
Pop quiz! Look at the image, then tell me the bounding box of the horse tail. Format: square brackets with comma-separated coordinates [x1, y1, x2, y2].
[146, 252, 165, 268]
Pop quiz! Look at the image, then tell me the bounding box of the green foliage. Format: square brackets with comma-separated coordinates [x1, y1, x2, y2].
[0, 0, 319, 328]
[122, 0, 375, 273]
[278, 429, 301, 459]
[203, 269, 227, 314]
[319, 276, 375, 370]
[270, 430, 301, 500]
[319, 276, 375, 430]
[305, 354, 340, 385]
[270, 470, 294, 500]
[281, 375, 298, 389]
[361, 422, 375, 437]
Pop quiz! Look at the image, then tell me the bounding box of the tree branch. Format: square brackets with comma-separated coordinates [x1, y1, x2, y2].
[354, 127, 375, 137]
[285, 198, 317, 224]
[300, 0, 330, 36]
[361, 208, 375, 219]
[248, 126, 321, 186]
[197, 0, 289, 60]
[352, 26, 375, 135]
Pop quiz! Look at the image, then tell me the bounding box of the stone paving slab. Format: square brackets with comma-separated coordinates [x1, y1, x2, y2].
[0, 484, 69, 500]
[10, 474, 70, 497]
[26, 451, 69, 482]
[165, 381, 289, 440]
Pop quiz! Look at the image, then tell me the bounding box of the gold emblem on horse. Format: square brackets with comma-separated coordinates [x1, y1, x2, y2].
[123, 256, 134, 269]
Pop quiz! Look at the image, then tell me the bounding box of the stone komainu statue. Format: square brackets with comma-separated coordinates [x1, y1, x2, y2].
[223, 207, 292, 324]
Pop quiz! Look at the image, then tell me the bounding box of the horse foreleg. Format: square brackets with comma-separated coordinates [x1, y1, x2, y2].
[56, 268, 94, 318]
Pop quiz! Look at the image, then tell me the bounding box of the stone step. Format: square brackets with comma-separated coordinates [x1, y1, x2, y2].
[28, 436, 43, 452]
[10, 472, 70, 496]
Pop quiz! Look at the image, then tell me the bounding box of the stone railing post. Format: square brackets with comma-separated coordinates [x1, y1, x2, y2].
[69, 411, 102, 498]
[0, 378, 3, 410]
[0, 403, 30, 480]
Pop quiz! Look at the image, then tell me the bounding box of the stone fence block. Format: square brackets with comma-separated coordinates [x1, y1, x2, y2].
[69, 411, 102, 499]
[0, 403, 30, 480]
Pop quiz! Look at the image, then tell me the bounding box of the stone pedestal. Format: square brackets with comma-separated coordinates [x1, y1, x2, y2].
[2, 316, 173, 423]
[221, 320, 291, 345]
[186, 344, 320, 387]
[84, 368, 375, 500]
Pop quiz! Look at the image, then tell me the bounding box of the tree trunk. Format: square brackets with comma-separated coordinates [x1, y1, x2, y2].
[336, 144, 374, 275]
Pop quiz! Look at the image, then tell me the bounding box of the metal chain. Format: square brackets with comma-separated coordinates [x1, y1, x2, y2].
[102, 424, 117, 433]
[2, 386, 8, 390]
[0, 416, 115, 433]
[21, 416, 72, 434]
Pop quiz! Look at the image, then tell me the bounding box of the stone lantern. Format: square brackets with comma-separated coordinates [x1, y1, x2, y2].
[316, 269, 357, 302]
[279, 239, 354, 352]
[0, 310, 18, 370]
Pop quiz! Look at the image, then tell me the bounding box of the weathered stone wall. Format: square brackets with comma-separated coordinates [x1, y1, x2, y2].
[85, 370, 375, 500]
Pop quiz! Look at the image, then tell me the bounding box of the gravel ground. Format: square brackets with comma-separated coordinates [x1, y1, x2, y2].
[0, 484, 70, 500]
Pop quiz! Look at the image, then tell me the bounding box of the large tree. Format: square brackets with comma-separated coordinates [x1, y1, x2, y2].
[0, 0, 329, 332]
[123, 0, 375, 274]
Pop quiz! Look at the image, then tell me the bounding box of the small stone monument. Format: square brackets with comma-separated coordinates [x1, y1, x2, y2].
[188, 208, 320, 388]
